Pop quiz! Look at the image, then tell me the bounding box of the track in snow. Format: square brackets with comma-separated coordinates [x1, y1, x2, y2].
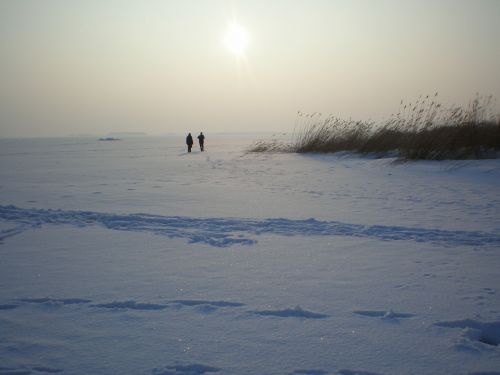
[1, 205, 499, 248]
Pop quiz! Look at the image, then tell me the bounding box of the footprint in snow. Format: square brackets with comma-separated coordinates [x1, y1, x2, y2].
[0, 366, 63, 374]
[32, 367, 63, 373]
[151, 364, 220, 375]
[0, 367, 32, 375]
[338, 370, 384, 375]
[0, 304, 19, 310]
[19, 298, 91, 305]
[434, 319, 500, 348]
[14, 297, 245, 313]
[353, 310, 414, 321]
[290, 370, 329, 375]
[250, 305, 329, 319]
[0, 368, 31, 375]
[92, 299, 244, 312]
[92, 301, 168, 311]
[169, 300, 245, 314]
[169, 300, 244, 308]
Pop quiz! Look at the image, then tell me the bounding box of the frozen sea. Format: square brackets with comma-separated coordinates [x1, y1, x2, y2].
[0, 135, 500, 375]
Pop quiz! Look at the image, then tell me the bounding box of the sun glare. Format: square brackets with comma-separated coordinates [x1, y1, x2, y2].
[224, 22, 249, 57]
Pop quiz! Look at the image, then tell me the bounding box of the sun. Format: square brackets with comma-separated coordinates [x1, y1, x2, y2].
[224, 22, 249, 57]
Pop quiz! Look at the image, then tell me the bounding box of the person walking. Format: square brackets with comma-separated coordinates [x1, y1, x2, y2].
[186, 132, 194, 153]
[197, 132, 205, 152]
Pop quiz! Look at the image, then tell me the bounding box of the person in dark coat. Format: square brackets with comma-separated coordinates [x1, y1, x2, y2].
[197, 132, 205, 151]
[186, 133, 194, 152]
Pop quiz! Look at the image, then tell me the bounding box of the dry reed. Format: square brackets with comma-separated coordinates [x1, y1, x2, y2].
[247, 94, 500, 160]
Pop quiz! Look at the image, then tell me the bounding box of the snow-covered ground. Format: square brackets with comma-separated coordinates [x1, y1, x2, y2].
[0, 135, 499, 375]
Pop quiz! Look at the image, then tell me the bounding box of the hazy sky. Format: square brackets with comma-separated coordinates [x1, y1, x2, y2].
[1, 0, 499, 137]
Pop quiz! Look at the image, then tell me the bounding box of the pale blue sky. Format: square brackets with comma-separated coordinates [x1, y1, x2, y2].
[1, 0, 499, 137]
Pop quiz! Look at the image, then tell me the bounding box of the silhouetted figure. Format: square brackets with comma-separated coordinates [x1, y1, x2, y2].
[186, 133, 194, 152]
[197, 132, 205, 151]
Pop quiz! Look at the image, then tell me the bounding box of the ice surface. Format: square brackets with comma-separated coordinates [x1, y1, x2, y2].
[0, 136, 500, 374]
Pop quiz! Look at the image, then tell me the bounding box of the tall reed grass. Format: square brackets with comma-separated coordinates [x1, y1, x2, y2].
[248, 94, 500, 160]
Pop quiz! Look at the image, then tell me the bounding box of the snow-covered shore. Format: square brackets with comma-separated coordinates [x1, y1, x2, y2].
[1, 136, 499, 375]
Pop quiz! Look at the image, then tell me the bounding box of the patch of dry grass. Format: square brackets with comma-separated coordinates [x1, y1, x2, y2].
[248, 94, 500, 160]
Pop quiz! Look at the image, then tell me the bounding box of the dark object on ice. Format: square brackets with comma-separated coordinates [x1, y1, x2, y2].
[186, 133, 194, 152]
[197, 132, 205, 151]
